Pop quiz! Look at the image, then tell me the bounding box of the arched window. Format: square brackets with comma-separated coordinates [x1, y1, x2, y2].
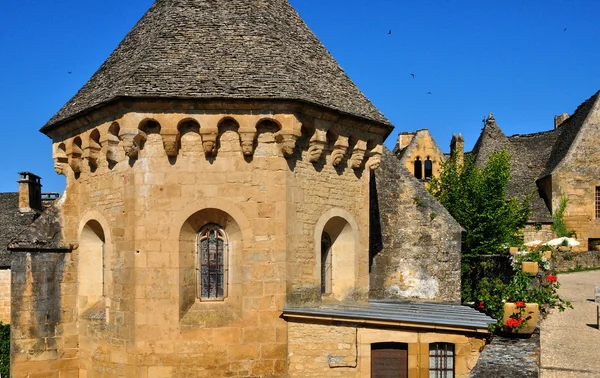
[197, 225, 227, 299]
[424, 157, 433, 179]
[321, 232, 332, 294]
[429, 343, 455, 378]
[414, 157, 423, 179]
[79, 220, 106, 307]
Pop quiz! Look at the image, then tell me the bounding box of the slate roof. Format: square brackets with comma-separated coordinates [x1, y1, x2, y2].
[42, 0, 391, 132]
[283, 300, 494, 332]
[0, 193, 37, 267]
[8, 204, 69, 253]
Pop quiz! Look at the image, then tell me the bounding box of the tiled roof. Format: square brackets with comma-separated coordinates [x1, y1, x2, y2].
[283, 300, 494, 332]
[42, 0, 391, 132]
[0, 193, 37, 267]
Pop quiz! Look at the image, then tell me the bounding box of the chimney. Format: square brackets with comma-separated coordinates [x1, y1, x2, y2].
[554, 113, 570, 129]
[18, 172, 43, 212]
[395, 132, 415, 151]
[450, 133, 464, 166]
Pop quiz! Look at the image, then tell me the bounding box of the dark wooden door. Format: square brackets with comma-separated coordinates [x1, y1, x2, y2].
[371, 342, 408, 378]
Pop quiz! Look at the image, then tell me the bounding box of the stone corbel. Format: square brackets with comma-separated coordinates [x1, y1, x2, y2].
[121, 129, 147, 159]
[84, 140, 102, 167]
[53, 150, 69, 176]
[275, 130, 301, 158]
[162, 131, 180, 158]
[349, 140, 367, 169]
[106, 134, 120, 164]
[239, 131, 256, 156]
[366, 144, 383, 171]
[68, 145, 84, 173]
[200, 129, 218, 157]
[307, 129, 327, 163]
[331, 135, 349, 167]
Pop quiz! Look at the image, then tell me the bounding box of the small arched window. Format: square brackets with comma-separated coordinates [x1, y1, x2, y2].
[414, 157, 423, 179]
[429, 342, 455, 377]
[321, 232, 332, 294]
[197, 225, 227, 299]
[424, 157, 433, 179]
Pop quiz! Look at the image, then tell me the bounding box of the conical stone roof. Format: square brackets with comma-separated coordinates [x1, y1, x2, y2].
[42, 0, 391, 132]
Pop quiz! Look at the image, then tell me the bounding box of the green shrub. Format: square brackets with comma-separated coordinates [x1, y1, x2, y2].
[0, 322, 9, 377]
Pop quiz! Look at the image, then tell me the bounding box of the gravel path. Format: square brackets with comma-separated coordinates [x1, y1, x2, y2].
[540, 270, 600, 377]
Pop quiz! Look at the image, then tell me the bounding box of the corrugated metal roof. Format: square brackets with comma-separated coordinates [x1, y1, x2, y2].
[283, 300, 495, 332]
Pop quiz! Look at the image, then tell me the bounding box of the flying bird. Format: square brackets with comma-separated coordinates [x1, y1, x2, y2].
[388, 30, 392, 35]
[411, 73, 414, 78]
[68, 71, 72, 74]
[426, 92, 432, 95]
[563, 27, 567, 32]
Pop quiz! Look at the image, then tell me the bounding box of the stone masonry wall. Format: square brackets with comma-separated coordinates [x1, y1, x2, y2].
[12, 107, 382, 377]
[551, 97, 600, 251]
[288, 320, 486, 378]
[370, 148, 463, 302]
[0, 269, 10, 324]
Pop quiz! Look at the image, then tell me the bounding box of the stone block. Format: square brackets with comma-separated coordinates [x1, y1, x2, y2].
[595, 284, 600, 303]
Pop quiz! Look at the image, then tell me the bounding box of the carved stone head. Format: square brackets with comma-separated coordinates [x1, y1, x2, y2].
[122, 137, 140, 158]
[54, 157, 68, 175]
[241, 140, 254, 156]
[203, 140, 216, 156]
[350, 150, 365, 169]
[331, 148, 346, 166]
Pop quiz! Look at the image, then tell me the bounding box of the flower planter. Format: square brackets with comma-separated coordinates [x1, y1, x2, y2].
[509, 247, 519, 255]
[503, 302, 539, 334]
[542, 251, 552, 260]
[521, 261, 539, 276]
[558, 246, 571, 252]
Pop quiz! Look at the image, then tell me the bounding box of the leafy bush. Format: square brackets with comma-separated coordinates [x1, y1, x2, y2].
[552, 196, 569, 238]
[0, 322, 9, 377]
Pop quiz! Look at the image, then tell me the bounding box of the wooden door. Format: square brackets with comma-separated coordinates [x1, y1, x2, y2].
[371, 342, 408, 378]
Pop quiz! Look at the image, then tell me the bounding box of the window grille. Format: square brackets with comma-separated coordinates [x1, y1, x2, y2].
[596, 187, 600, 219]
[321, 232, 332, 294]
[429, 343, 454, 378]
[197, 225, 226, 299]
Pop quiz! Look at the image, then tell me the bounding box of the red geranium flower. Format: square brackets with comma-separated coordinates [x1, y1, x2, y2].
[475, 301, 485, 310]
[547, 274, 558, 283]
[515, 301, 525, 309]
[505, 318, 524, 329]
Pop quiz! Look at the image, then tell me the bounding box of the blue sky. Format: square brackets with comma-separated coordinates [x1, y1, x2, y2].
[2, 0, 599, 193]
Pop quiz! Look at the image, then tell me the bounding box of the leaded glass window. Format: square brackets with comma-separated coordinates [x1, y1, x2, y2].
[197, 225, 227, 299]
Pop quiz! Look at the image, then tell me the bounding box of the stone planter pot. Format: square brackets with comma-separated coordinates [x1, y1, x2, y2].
[558, 246, 571, 252]
[542, 251, 552, 260]
[502, 302, 539, 334]
[521, 261, 539, 276]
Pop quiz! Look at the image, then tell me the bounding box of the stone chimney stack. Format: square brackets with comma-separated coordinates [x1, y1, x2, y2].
[450, 133, 464, 166]
[396, 132, 415, 151]
[18, 172, 43, 212]
[554, 113, 570, 129]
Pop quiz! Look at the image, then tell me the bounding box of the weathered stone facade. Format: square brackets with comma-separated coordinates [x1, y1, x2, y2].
[370, 148, 462, 303]
[393, 130, 446, 181]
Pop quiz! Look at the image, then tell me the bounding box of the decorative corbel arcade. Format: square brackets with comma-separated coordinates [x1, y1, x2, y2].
[52, 112, 385, 178]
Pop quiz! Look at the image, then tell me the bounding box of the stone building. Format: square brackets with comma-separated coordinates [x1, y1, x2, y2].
[465, 91, 600, 250]
[392, 129, 448, 181]
[0, 173, 58, 325]
[10, 0, 493, 377]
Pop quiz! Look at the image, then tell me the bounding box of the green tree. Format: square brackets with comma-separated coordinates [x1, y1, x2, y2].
[428, 149, 531, 301]
[0, 322, 8, 377]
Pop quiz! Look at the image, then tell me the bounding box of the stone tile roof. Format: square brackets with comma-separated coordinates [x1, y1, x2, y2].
[8, 204, 69, 253]
[542, 91, 600, 177]
[42, 0, 391, 131]
[507, 131, 560, 223]
[0, 193, 37, 267]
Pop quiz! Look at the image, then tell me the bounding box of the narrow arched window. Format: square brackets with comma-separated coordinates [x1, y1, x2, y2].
[321, 232, 332, 294]
[414, 157, 423, 179]
[424, 157, 433, 179]
[429, 343, 454, 378]
[197, 225, 227, 299]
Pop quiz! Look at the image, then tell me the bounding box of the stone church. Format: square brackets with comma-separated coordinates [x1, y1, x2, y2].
[9, 0, 493, 377]
[466, 92, 600, 251]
